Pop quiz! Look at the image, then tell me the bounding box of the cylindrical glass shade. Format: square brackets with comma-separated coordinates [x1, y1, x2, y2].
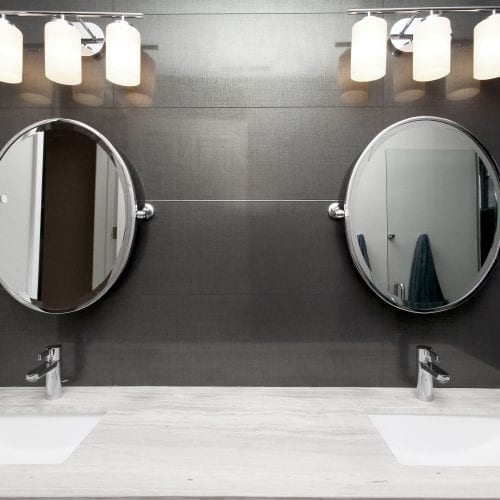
[474, 13, 500, 80]
[44, 18, 82, 85]
[122, 52, 155, 106]
[106, 20, 141, 86]
[338, 49, 369, 104]
[72, 56, 105, 106]
[447, 45, 480, 100]
[0, 18, 22, 83]
[351, 15, 387, 82]
[21, 49, 53, 105]
[393, 53, 425, 103]
[413, 15, 451, 82]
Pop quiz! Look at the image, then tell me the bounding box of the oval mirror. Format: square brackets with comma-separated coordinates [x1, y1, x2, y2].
[338, 116, 500, 313]
[0, 118, 153, 314]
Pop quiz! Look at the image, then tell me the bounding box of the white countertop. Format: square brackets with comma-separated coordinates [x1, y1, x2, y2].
[1, 386, 500, 498]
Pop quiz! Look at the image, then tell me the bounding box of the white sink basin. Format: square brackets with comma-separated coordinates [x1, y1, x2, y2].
[370, 414, 500, 466]
[0, 413, 104, 464]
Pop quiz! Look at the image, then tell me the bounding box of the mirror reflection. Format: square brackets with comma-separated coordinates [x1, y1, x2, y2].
[0, 119, 135, 313]
[346, 117, 500, 313]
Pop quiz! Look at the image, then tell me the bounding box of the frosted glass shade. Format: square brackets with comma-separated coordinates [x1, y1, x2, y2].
[413, 15, 451, 82]
[106, 20, 141, 86]
[44, 18, 82, 85]
[351, 15, 387, 82]
[474, 13, 500, 80]
[0, 18, 22, 84]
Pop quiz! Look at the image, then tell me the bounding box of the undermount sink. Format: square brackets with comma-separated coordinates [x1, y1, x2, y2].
[0, 413, 104, 464]
[370, 414, 500, 466]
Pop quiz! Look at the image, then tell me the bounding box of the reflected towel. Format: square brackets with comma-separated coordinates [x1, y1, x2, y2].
[407, 234, 447, 310]
[357, 234, 371, 271]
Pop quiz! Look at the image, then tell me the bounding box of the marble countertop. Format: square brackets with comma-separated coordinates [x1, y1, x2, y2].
[1, 386, 500, 498]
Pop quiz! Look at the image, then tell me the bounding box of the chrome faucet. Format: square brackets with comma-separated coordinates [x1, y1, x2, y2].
[26, 344, 63, 400]
[416, 345, 451, 402]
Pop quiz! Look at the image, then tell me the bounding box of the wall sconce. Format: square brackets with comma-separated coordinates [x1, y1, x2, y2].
[0, 14, 22, 83]
[351, 14, 387, 82]
[412, 13, 451, 81]
[474, 12, 500, 80]
[0, 10, 143, 87]
[348, 6, 500, 84]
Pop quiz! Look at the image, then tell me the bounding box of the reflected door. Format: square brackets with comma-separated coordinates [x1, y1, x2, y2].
[386, 149, 479, 307]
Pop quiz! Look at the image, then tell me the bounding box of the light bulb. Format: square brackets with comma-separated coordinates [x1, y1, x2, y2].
[351, 15, 387, 82]
[413, 14, 451, 82]
[473, 13, 500, 80]
[0, 16, 22, 84]
[106, 19, 141, 86]
[44, 17, 82, 85]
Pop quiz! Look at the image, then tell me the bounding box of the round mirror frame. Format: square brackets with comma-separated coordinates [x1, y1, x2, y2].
[337, 116, 500, 314]
[0, 118, 151, 314]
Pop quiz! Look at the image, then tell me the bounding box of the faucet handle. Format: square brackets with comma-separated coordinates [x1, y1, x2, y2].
[417, 344, 439, 363]
[38, 344, 62, 362]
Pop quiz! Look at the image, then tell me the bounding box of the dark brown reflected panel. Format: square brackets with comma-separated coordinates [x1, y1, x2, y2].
[40, 130, 97, 311]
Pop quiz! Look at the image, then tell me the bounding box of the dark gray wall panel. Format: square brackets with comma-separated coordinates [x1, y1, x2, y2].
[0, 0, 498, 387]
[113, 107, 381, 199]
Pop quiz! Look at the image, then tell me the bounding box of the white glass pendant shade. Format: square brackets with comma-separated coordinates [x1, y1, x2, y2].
[351, 15, 387, 82]
[0, 18, 23, 83]
[474, 13, 500, 80]
[106, 20, 141, 86]
[44, 18, 82, 85]
[413, 15, 451, 82]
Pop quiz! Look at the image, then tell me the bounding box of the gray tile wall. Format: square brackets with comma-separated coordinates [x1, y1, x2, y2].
[0, 0, 499, 388]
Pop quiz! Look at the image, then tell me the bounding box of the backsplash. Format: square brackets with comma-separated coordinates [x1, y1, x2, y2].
[0, 0, 499, 387]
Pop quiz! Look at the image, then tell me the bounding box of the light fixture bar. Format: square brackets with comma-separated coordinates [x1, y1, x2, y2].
[0, 11, 143, 19]
[349, 7, 500, 15]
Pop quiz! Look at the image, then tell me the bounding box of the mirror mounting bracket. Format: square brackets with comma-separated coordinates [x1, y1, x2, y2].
[328, 201, 345, 220]
[136, 202, 155, 220]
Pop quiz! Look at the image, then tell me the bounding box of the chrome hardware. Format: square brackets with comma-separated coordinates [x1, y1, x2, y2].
[416, 345, 451, 402]
[387, 233, 395, 240]
[26, 344, 63, 400]
[328, 201, 345, 219]
[136, 202, 155, 220]
[393, 282, 405, 300]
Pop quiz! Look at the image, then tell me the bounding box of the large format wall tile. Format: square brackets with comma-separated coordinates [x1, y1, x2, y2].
[113, 107, 381, 200]
[0, 0, 499, 387]
[113, 13, 383, 108]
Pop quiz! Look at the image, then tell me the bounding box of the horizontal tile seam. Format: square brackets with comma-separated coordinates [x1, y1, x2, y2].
[139, 12, 351, 16]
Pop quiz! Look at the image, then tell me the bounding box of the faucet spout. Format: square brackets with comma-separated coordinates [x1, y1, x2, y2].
[26, 360, 58, 383]
[418, 361, 451, 383]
